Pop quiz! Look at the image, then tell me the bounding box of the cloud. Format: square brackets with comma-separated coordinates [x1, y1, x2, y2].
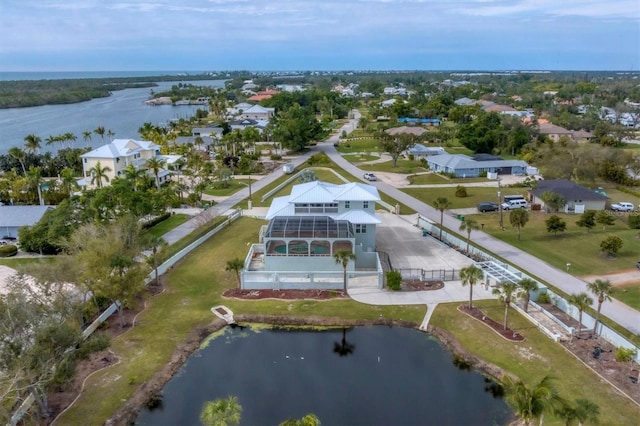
[0, 0, 637, 70]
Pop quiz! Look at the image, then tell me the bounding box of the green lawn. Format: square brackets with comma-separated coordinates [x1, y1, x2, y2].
[408, 173, 490, 185]
[360, 159, 429, 174]
[0, 257, 55, 268]
[146, 214, 190, 239]
[56, 217, 426, 425]
[430, 300, 638, 426]
[203, 179, 256, 197]
[403, 186, 529, 209]
[614, 284, 640, 310]
[335, 138, 379, 153]
[342, 153, 380, 163]
[464, 211, 639, 276]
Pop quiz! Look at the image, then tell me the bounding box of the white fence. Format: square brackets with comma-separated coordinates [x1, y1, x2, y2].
[417, 214, 640, 363]
[242, 270, 383, 290]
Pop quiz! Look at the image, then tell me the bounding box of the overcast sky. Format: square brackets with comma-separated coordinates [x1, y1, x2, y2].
[1, 0, 638, 72]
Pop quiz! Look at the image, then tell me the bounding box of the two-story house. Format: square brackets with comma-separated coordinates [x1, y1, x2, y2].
[80, 139, 180, 188]
[241, 180, 384, 290]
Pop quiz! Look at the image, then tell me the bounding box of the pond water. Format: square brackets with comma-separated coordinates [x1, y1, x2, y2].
[137, 326, 512, 426]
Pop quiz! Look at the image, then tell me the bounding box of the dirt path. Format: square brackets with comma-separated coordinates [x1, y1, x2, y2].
[581, 269, 640, 287]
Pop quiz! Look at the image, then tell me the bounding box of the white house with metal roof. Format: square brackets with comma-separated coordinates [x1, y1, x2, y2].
[241, 181, 384, 290]
[79, 139, 181, 189]
[0, 205, 53, 239]
[425, 153, 529, 178]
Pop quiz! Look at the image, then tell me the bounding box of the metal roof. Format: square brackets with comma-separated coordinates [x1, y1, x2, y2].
[476, 261, 523, 284]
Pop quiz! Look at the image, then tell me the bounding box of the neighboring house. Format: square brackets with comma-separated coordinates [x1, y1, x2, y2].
[406, 144, 445, 159]
[229, 118, 268, 132]
[173, 136, 216, 151]
[192, 127, 224, 139]
[538, 122, 573, 142]
[425, 153, 529, 178]
[570, 130, 595, 143]
[0, 205, 53, 238]
[237, 104, 275, 121]
[454, 97, 477, 106]
[79, 139, 181, 188]
[529, 179, 608, 212]
[247, 89, 279, 102]
[397, 117, 441, 126]
[241, 181, 383, 290]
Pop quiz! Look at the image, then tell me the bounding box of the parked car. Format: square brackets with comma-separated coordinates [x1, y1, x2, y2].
[610, 202, 634, 212]
[501, 199, 529, 210]
[363, 172, 377, 181]
[477, 202, 499, 212]
[636, 261, 640, 270]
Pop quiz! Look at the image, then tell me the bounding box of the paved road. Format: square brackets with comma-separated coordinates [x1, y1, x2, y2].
[314, 111, 640, 335]
[161, 110, 640, 335]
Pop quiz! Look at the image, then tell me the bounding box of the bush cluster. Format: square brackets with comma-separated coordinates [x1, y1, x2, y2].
[141, 212, 172, 230]
[386, 270, 402, 291]
[0, 244, 18, 257]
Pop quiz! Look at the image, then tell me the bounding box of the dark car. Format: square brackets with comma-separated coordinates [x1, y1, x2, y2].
[477, 202, 499, 212]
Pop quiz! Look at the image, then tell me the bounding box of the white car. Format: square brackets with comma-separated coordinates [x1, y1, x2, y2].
[610, 202, 634, 212]
[363, 172, 377, 181]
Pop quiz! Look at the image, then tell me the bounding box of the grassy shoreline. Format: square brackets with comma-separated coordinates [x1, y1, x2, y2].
[55, 217, 638, 426]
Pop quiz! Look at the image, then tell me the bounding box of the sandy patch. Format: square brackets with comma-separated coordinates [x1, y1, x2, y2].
[581, 269, 640, 287]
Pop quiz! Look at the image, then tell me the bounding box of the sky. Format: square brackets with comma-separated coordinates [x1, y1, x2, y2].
[0, 0, 639, 72]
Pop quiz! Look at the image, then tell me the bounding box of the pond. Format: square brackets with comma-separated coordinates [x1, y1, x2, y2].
[137, 326, 513, 425]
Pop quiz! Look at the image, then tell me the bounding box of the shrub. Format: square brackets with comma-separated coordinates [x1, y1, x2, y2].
[537, 292, 551, 304]
[615, 347, 637, 362]
[76, 333, 110, 360]
[386, 270, 402, 291]
[600, 235, 623, 256]
[270, 154, 282, 160]
[455, 185, 468, 197]
[0, 244, 18, 257]
[141, 212, 172, 230]
[628, 214, 640, 229]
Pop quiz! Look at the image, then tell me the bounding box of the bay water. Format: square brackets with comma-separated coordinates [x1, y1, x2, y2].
[0, 77, 226, 155]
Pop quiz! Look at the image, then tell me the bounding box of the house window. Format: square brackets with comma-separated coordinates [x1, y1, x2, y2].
[116, 158, 120, 163]
[83, 158, 87, 163]
[355, 224, 367, 233]
[363, 201, 369, 209]
[345, 201, 350, 209]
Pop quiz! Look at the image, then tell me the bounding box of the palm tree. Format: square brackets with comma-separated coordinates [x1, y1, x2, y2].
[492, 281, 520, 330]
[59, 167, 78, 197]
[510, 208, 529, 241]
[146, 157, 167, 190]
[94, 126, 106, 143]
[200, 396, 242, 426]
[518, 278, 539, 313]
[107, 129, 115, 141]
[225, 258, 244, 288]
[24, 134, 42, 154]
[334, 249, 356, 294]
[90, 161, 112, 188]
[8, 146, 27, 174]
[26, 166, 45, 206]
[586, 279, 613, 335]
[82, 130, 93, 147]
[122, 164, 147, 191]
[459, 218, 479, 253]
[568, 292, 593, 338]
[63, 132, 77, 148]
[574, 398, 600, 426]
[502, 375, 566, 426]
[433, 197, 451, 241]
[459, 264, 483, 310]
[45, 134, 60, 147]
[146, 236, 167, 285]
[280, 414, 321, 426]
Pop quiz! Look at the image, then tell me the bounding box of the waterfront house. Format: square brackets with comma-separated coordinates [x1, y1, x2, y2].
[241, 181, 384, 290]
[79, 139, 181, 188]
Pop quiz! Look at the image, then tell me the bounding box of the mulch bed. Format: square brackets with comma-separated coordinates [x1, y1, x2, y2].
[458, 305, 525, 342]
[223, 288, 347, 300]
[400, 279, 444, 291]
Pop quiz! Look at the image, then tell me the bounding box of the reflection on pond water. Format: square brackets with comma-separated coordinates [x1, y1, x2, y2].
[138, 326, 512, 425]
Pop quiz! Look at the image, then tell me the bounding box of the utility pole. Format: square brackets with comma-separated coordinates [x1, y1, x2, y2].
[498, 178, 504, 230]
